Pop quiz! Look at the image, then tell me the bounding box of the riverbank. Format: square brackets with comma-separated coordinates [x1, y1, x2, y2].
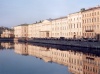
[18, 38, 100, 49]
[0, 38, 14, 42]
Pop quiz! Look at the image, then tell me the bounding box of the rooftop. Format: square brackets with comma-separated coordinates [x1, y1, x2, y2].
[81, 5, 100, 12]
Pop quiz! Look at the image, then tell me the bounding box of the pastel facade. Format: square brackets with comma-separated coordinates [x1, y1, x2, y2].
[1, 29, 14, 38]
[14, 6, 100, 39]
[39, 20, 52, 38]
[67, 12, 82, 39]
[14, 24, 28, 38]
[82, 6, 100, 39]
[28, 20, 52, 38]
[51, 17, 68, 38]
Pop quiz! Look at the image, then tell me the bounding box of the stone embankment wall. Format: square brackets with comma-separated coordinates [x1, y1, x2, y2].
[0, 38, 14, 42]
[27, 38, 100, 49]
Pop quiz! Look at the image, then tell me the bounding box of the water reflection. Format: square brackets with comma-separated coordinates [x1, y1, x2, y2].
[1, 42, 100, 74]
[0, 42, 14, 49]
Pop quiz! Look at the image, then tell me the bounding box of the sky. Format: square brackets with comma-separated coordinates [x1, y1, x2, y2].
[0, 0, 100, 27]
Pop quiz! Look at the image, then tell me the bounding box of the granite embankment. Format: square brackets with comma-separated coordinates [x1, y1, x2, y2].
[0, 38, 14, 42]
[23, 38, 100, 49]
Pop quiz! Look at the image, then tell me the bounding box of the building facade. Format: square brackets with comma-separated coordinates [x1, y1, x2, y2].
[51, 17, 68, 38]
[28, 20, 52, 38]
[1, 29, 14, 38]
[82, 6, 100, 39]
[14, 24, 28, 38]
[67, 12, 82, 39]
[14, 6, 100, 40]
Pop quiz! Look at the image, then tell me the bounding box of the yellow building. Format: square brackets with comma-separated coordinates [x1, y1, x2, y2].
[51, 17, 68, 38]
[28, 20, 52, 38]
[14, 24, 28, 38]
[14, 6, 100, 39]
[67, 12, 82, 39]
[82, 6, 100, 39]
[1, 29, 14, 38]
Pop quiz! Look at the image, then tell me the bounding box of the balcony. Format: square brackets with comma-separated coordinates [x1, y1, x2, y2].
[85, 30, 94, 32]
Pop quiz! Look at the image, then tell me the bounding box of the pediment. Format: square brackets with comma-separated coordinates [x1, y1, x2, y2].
[42, 20, 51, 24]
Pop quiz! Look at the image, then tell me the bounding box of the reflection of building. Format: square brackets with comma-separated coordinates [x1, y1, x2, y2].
[1, 42, 14, 49]
[1, 29, 14, 38]
[82, 6, 100, 39]
[28, 44, 51, 62]
[14, 43, 28, 55]
[83, 54, 100, 74]
[14, 43, 83, 72]
[68, 50, 83, 74]
[14, 43, 100, 74]
[50, 48, 69, 66]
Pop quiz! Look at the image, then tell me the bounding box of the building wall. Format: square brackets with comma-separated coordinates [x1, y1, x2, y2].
[67, 12, 82, 39]
[28, 20, 52, 38]
[51, 17, 68, 38]
[14, 25, 28, 38]
[82, 6, 100, 39]
[40, 20, 52, 38]
[14, 26, 22, 37]
[32, 23, 41, 38]
[28, 24, 33, 38]
[1, 29, 14, 38]
[22, 26, 28, 38]
[14, 6, 100, 39]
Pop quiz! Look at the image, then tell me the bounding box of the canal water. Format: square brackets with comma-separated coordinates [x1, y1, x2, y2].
[0, 42, 100, 74]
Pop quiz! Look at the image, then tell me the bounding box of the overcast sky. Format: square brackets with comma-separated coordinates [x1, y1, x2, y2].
[0, 0, 100, 27]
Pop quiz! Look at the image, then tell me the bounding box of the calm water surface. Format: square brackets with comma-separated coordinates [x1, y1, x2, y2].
[0, 42, 100, 74]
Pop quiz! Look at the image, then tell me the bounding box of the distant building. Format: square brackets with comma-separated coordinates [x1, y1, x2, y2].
[14, 24, 28, 38]
[1, 29, 14, 38]
[14, 6, 100, 40]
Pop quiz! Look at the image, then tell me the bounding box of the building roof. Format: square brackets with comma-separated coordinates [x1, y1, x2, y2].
[81, 5, 100, 12]
[52, 16, 67, 20]
[18, 24, 29, 26]
[46, 18, 53, 21]
[68, 11, 81, 16]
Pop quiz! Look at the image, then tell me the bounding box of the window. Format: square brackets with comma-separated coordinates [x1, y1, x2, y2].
[77, 24, 78, 28]
[97, 17, 99, 22]
[98, 11, 99, 15]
